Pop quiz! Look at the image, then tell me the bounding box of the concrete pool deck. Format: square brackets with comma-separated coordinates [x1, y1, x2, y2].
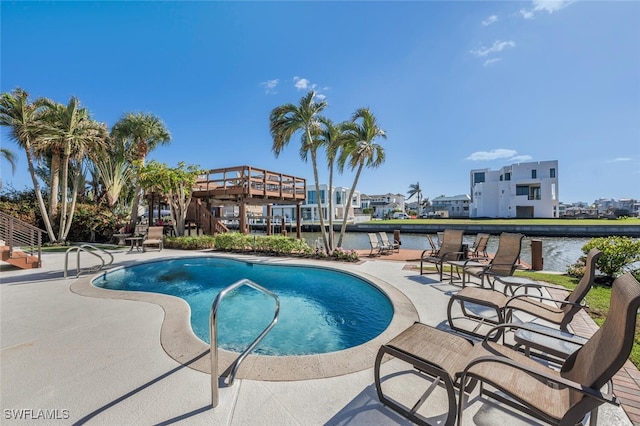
[0, 248, 637, 425]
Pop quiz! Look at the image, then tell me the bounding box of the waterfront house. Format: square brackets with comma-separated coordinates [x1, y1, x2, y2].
[469, 160, 560, 218]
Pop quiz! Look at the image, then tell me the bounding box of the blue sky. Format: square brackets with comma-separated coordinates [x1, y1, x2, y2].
[1, 1, 639, 204]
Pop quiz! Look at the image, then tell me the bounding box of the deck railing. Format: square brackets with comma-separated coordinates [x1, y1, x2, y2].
[0, 210, 44, 267]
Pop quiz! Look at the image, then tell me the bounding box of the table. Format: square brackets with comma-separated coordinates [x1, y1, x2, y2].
[513, 322, 587, 360]
[125, 236, 144, 252]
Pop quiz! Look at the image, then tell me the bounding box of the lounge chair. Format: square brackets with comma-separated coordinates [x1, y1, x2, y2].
[451, 232, 524, 289]
[142, 226, 164, 252]
[367, 233, 383, 256]
[466, 233, 489, 260]
[374, 272, 640, 426]
[419, 229, 464, 281]
[423, 234, 439, 257]
[447, 248, 602, 340]
[378, 232, 399, 253]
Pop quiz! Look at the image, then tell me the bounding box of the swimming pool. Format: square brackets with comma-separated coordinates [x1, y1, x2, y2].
[93, 257, 394, 356]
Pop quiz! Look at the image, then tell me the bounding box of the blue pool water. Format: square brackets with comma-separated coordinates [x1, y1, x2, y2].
[93, 257, 393, 356]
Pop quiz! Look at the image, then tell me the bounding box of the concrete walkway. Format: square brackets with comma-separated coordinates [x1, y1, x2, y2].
[0, 248, 636, 425]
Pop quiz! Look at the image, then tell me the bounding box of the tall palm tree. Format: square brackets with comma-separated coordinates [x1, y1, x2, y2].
[269, 91, 331, 252]
[39, 97, 108, 241]
[317, 117, 347, 252]
[111, 112, 171, 227]
[0, 88, 57, 241]
[407, 182, 422, 217]
[1, 147, 17, 174]
[336, 108, 386, 248]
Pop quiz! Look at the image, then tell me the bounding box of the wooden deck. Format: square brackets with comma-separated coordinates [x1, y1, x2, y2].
[192, 165, 306, 204]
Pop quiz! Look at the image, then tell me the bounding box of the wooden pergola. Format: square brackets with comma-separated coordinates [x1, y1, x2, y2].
[190, 165, 306, 238]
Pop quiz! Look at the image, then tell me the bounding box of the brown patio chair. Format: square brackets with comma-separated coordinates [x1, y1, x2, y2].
[142, 226, 164, 252]
[467, 233, 490, 260]
[367, 233, 383, 256]
[375, 272, 640, 426]
[378, 232, 400, 253]
[458, 272, 640, 425]
[447, 248, 602, 339]
[419, 229, 464, 281]
[460, 232, 524, 289]
[504, 248, 603, 330]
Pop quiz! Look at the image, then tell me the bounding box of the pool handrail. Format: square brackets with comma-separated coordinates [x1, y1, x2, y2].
[64, 244, 114, 278]
[210, 278, 280, 408]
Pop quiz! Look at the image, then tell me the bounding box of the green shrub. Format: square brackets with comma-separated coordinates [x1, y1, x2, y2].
[580, 236, 640, 279]
[164, 235, 216, 250]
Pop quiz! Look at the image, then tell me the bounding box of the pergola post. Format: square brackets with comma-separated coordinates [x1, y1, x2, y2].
[239, 202, 247, 234]
[266, 204, 272, 236]
[296, 203, 302, 239]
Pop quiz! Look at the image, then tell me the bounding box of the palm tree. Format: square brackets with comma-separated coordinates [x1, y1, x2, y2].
[269, 91, 331, 253]
[111, 112, 171, 227]
[317, 117, 347, 252]
[336, 108, 386, 248]
[407, 182, 422, 217]
[1, 147, 17, 174]
[38, 97, 108, 241]
[0, 88, 57, 241]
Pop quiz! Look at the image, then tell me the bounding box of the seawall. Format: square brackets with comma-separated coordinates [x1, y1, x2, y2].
[285, 223, 640, 237]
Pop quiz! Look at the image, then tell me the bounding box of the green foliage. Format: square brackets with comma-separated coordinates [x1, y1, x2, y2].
[65, 203, 123, 243]
[164, 235, 216, 250]
[580, 237, 640, 278]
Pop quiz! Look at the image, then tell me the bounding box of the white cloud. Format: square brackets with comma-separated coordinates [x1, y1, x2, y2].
[293, 76, 311, 90]
[260, 79, 279, 94]
[521, 0, 573, 19]
[608, 157, 632, 163]
[483, 58, 502, 67]
[482, 15, 498, 26]
[510, 155, 533, 163]
[467, 149, 533, 163]
[467, 149, 517, 161]
[471, 40, 516, 57]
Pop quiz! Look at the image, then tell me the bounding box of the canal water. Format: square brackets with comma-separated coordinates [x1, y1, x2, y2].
[300, 232, 591, 273]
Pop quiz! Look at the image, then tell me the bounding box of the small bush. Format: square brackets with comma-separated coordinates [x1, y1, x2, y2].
[580, 236, 640, 279]
[164, 235, 216, 250]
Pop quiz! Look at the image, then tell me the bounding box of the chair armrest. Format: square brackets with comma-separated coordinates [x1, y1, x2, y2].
[483, 323, 586, 347]
[505, 294, 585, 310]
[460, 354, 618, 406]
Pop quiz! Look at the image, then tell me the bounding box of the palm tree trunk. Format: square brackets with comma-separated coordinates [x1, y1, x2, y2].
[62, 167, 82, 241]
[24, 138, 56, 242]
[337, 164, 364, 248]
[57, 153, 70, 243]
[49, 151, 61, 217]
[310, 150, 329, 254]
[327, 164, 334, 252]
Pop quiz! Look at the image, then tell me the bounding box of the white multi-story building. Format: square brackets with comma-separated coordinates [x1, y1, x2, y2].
[431, 194, 471, 218]
[469, 160, 559, 218]
[365, 193, 406, 218]
[269, 184, 361, 222]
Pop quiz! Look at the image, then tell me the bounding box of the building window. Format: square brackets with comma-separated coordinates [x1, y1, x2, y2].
[550, 168, 556, 178]
[335, 191, 342, 205]
[531, 169, 537, 179]
[499, 175, 503, 181]
[529, 187, 541, 200]
[320, 190, 326, 204]
[308, 190, 316, 204]
[505, 172, 511, 181]
[516, 185, 529, 196]
[473, 172, 485, 184]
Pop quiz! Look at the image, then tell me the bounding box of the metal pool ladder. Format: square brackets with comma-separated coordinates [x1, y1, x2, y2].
[64, 244, 114, 278]
[210, 279, 280, 408]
